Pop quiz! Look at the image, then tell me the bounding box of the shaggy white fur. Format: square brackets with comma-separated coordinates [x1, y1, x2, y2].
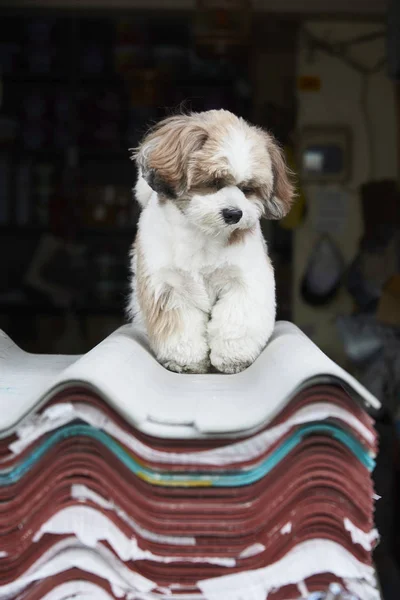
[128, 110, 294, 374]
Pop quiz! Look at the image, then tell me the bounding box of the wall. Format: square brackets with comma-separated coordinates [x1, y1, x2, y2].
[294, 21, 398, 365]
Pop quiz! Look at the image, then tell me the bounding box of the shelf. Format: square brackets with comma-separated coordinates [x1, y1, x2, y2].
[0, 226, 137, 237]
[78, 75, 124, 85]
[5, 148, 129, 159]
[89, 227, 136, 235]
[0, 225, 47, 236]
[0, 303, 125, 317]
[80, 148, 128, 158]
[2, 73, 125, 86]
[3, 74, 69, 84]
[9, 149, 65, 158]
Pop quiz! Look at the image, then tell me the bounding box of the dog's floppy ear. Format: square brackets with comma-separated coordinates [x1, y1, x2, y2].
[132, 115, 208, 199]
[263, 134, 295, 220]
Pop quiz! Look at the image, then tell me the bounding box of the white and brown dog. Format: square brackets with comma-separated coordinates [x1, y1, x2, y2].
[128, 109, 294, 374]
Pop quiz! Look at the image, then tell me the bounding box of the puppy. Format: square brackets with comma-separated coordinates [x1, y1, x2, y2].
[128, 110, 294, 374]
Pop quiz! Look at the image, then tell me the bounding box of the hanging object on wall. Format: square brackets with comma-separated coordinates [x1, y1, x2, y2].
[313, 186, 349, 237]
[298, 126, 352, 184]
[194, 0, 252, 58]
[346, 233, 400, 312]
[360, 180, 400, 244]
[300, 234, 345, 306]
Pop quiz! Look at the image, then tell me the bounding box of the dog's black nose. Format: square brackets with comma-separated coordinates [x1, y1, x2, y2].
[222, 208, 243, 224]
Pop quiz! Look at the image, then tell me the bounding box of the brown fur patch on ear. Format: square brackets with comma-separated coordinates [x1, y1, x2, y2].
[135, 238, 182, 345]
[134, 115, 208, 198]
[265, 134, 296, 219]
[228, 227, 255, 246]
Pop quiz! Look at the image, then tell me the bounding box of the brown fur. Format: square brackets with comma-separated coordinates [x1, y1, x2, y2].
[133, 116, 208, 197]
[228, 227, 255, 245]
[264, 133, 295, 219]
[135, 238, 182, 345]
[133, 109, 295, 218]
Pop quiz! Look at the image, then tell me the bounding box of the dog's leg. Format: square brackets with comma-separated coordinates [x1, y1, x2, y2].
[208, 260, 276, 374]
[156, 304, 210, 374]
[137, 267, 211, 374]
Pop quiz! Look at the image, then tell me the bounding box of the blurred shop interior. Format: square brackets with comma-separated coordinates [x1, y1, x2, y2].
[0, 0, 399, 389]
[1, 2, 400, 597]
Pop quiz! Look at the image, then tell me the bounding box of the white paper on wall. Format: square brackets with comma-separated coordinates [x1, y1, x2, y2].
[313, 187, 350, 236]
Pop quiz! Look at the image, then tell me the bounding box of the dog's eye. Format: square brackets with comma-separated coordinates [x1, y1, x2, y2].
[213, 178, 223, 190]
[240, 185, 256, 196]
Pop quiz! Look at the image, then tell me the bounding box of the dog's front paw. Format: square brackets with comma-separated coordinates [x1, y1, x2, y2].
[157, 339, 211, 374]
[162, 356, 210, 374]
[210, 338, 261, 374]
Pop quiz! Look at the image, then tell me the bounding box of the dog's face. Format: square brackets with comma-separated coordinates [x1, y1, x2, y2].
[133, 110, 294, 238]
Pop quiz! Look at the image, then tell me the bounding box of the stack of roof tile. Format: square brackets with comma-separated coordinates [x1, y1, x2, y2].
[0, 322, 381, 600]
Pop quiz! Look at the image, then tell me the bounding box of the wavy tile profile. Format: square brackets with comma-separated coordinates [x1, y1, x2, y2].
[0, 323, 381, 599]
[0, 322, 379, 438]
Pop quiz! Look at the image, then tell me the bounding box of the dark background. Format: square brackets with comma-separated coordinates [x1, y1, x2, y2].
[0, 8, 298, 354]
[0, 4, 400, 596]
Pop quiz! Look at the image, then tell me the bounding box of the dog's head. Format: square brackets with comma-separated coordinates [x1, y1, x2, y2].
[132, 110, 295, 238]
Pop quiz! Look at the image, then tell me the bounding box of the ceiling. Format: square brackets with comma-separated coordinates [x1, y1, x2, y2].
[2, 0, 387, 15]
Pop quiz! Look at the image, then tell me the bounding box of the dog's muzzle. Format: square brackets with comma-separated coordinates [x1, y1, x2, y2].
[222, 208, 243, 225]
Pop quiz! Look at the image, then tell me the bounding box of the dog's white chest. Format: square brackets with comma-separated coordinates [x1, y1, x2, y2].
[172, 228, 223, 272]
